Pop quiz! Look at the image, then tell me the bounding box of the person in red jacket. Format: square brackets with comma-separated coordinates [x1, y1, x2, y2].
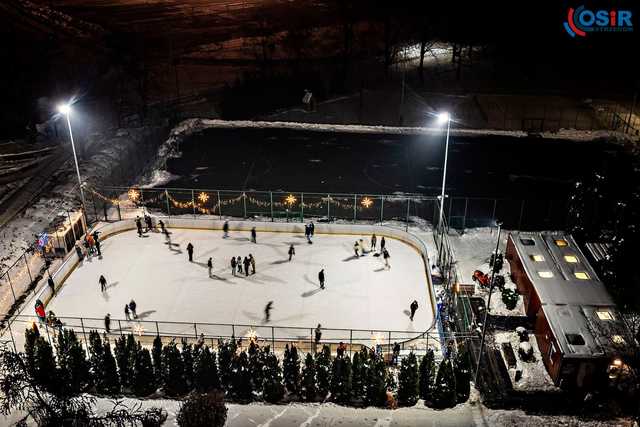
[35, 299, 46, 323]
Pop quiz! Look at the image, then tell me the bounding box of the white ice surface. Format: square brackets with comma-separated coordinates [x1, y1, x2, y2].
[46, 229, 433, 337]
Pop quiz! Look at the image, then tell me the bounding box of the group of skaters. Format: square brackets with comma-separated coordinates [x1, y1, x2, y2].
[75, 230, 102, 261]
[353, 233, 391, 268]
[304, 222, 315, 243]
[103, 299, 138, 333]
[135, 214, 156, 237]
[230, 253, 256, 277]
[34, 299, 63, 330]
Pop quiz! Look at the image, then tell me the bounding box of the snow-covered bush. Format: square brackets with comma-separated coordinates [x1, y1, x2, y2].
[493, 274, 506, 290]
[515, 327, 529, 342]
[501, 287, 519, 310]
[518, 342, 534, 362]
[177, 391, 227, 427]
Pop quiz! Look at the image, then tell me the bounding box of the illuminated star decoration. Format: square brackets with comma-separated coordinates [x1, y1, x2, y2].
[133, 323, 144, 337]
[285, 194, 297, 207]
[244, 328, 258, 342]
[127, 188, 140, 202]
[361, 197, 373, 208]
[198, 192, 209, 204]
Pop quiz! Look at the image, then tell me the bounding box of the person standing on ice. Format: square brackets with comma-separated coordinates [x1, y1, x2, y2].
[409, 300, 418, 321]
[186, 242, 194, 262]
[236, 256, 243, 274]
[124, 304, 130, 320]
[223, 221, 229, 238]
[309, 222, 315, 237]
[353, 240, 360, 257]
[380, 236, 386, 252]
[135, 217, 143, 237]
[314, 324, 322, 349]
[383, 248, 391, 269]
[48, 276, 55, 295]
[318, 269, 325, 289]
[243, 256, 251, 277]
[35, 299, 46, 323]
[95, 239, 102, 257]
[249, 254, 256, 274]
[288, 244, 295, 261]
[304, 224, 310, 243]
[251, 227, 257, 243]
[129, 300, 137, 319]
[371, 233, 377, 251]
[159, 219, 166, 235]
[99, 275, 107, 292]
[230, 257, 237, 276]
[104, 313, 111, 334]
[264, 301, 273, 323]
[207, 257, 213, 277]
[145, 214, 153, 232]
[75, 244, 84, 261]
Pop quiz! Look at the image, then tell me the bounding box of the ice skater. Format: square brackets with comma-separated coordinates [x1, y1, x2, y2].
[129, 300, 137, 319]
[236, 256, 243, 274]
[223, 221, 229, 238]
[159, 219, 166, 235]
[251, 227, 256, 243]
[48, 276, 55, 295]
[380, 236, 386, 252]
[409, 300, 418, 321]
[288, 244, 295, 261]
[124, 304, 130, 320]
[104, 313, 111, 333]
[231, 256, 237, 276]
[243, 256, 251, 277]
[318, 269, 325, 289]
[207, 257, 213, 277]
[144, 214, 153, 232]
[187, 242, 194, 262]
[249, 254, 256, 275]
[95, 239, 102, 257]
[371, 233, 377, 251]
[305, 224, 311, 243]
[135, 216, 143, 237]
[309, 221, 315, 237]
[314, 324, 322, 349]
[383, 248, 391, 269]
[75, 243, 84, 261]
[353, 240, 360, 257]
[264, 301, 273, 323]
[99, 275, 107, 292]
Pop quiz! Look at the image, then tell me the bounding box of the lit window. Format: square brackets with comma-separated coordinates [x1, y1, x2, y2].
[538, 271, 554, 278]
[612, 335, 625, 345]
[530, 254, 545, 262]
[555, 239, 568, 247]
[596, 310, 613, 320]
[564, 255, 578, 263]
[574, 272, 590, 280]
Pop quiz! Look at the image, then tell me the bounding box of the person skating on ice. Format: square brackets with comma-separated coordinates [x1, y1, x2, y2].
[124, 304, 130, 320]
[144, 214, 153, 232]
[99, 274, 107, 292]
[371, 233, 377, 251]
[135, 216, 143, 237]
[304, 224, 311, 243]
[251, 227, 256, 243]
[186, 242, 194, 262]
[159, 219, 166, 235]
[243, 256, 250, 277]
[380, 236, 386, 252]
[314, 324, 322, 350]
[318, 269, 325, 289]
[409, 300, 418, 321]
[309, 222, 315, 237]
[230, 257, 237, 276]
[207, 257, 213, 277]
[353, 240, 360, 257]
[104, 313, 111, 334]
[264, 301, 273, 323]
[223, 221, 229, 238]
[129, 300, 137, 319]
[383, 248, 391, 269]
[249, 254, 256, 275]
[236, 256, 243, 274]
[288, 244, 295, 261]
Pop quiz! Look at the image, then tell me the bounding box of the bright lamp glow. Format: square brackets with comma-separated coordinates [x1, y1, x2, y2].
[437, 111, 450, 124]
[58, 104, 71, 115]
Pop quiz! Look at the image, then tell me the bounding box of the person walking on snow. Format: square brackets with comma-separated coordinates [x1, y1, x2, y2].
[383, 248, 391, 269]
[135, 217, 143, 237]
[410, 300, 418, 321]
[186, 243, 194, 262]
[380, 236, 386, 252]
[243, 257, 251, 277]
[124, 304, 130, 320]
[251, 227, 257, 243]
[236, 256, 243, 274]
[223, 221, 229, 238]
[353, 240, 360, 257]
[264, 301, 273, 323]
[231, 257, 237, 276]
[288, 244, 295, 261]
[318, 269, 325, 289]
[129, 300, 137, 319]
[249, 254, 256, 275]
[104, 313, 111, 334]
[371, 233, 377, 251]
[207, 257, 213, 277]
[99, 275, 107, 292]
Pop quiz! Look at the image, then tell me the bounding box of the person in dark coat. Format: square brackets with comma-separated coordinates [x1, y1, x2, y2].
[249, 254, 256, 275]
[236, 256, 243, 274]
[144, 215, 153, 232]
[129, 300, 137, 318]
[304, 224, 310, 243]
[135, 217, 143, 237]
[251, 227, 257, 243]
[124, 304, 130, 320]
[48, 276, 55, 295]
[95, 240, 102, 257]
[207, 257, 213, 277]
[230, 257, 237, 276]
[99, 275, 107, 292]
[318, 269, 325, 289]
[159, 220, 166, 235]
[75, 244, 84, 261]
[223, 221, 229, 238]
[309, 222, 315, 237]
[410, 300, 418, 321]
[104, 313, 111, 333]
[380, 236, 386, 251]
[92, 230, 100, 243]
[371, 233, 377, 251]
[288, 244, 295, 261]
[243, 257, 251, 277]
[264, 301, 273, 323]
[383, 248, 391, 269]
[314, 324, 322, 347]
[186, 243, 194, 262]
[392, 342, 401, 365]
[354, 240, 360, 257]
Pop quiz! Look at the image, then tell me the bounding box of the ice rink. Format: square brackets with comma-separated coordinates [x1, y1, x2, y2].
[47, 228, 433, 337]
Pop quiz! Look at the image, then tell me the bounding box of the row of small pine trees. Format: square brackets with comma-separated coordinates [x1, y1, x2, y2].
[24, 324, 471, 408]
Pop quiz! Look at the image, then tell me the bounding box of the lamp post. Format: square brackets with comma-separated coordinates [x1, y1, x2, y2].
[58, 103, 88, 228]
[437, 111, 451, 231]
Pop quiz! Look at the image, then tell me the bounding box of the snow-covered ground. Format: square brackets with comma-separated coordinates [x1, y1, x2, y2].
[43, 228, 433, 339]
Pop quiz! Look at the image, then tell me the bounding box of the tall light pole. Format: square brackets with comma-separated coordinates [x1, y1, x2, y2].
[437, 112, 451, 231]
[58, 103, 88, 227]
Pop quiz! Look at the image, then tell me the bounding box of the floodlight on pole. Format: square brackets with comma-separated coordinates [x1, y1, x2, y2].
[437, 112, 451, 231]
[59, 102, 88, 228]
[57, 104, 71, 115]
[437, 111, 450, 124]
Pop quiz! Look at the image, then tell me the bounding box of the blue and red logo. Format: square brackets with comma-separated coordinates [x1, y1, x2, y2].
[564, 6, 633, 37]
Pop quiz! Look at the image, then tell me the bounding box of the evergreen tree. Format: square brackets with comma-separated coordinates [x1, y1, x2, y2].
[283, 344, 301, 396]
[365, 352, 387, 407]
[454, 347, 471, 403]
[101, 340, 120, 395]
[330, 355, 352, 404]
[315, 345, 332, 400]
[114, 335, 133, 388]
[217, 339, 235, 393]
[176, 391, 227, 427]
[431, 358, 457, 409]
[351, 351, 364, 402]
[301, 353, 317, 401]
[132, 346, 156, 396]
[88, 330, 119, 394]
[24, 323, 40, 378]
[248, 343, 264, 395]
[194, 346, 220, 392]
[152, 335, 163, 386]
[397, 352, 419, 406]
[33, 336, 57, 392]
[55, 329, 90, 395]
[181, 340, 195, 391]
[418, 349, 435, 403]
[231, 351, 252, 401]
[162, 341, 187, 397]
[262, 352, 285, 403]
